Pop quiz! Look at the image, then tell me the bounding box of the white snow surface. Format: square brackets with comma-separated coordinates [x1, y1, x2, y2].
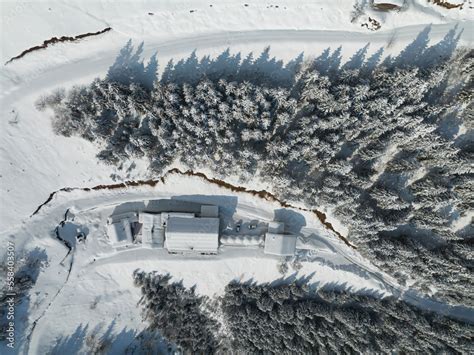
[4, 172, 473, 354]
[1, 0, 471, 64]
[1, 1, 473, 353]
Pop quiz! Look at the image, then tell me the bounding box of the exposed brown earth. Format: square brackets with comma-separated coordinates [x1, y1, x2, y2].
[429, 0, 464, 9]
[372, 3, 402, 11]
[5, 27, 112, 65]
[31, 169, 356, 249]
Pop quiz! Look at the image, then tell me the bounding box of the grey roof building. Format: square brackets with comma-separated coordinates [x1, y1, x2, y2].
[165, 217, 219, 253]
[106, 212, 137, 246]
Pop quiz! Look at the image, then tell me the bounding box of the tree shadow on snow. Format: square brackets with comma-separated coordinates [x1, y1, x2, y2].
[104, 24, 463, 96]
[49, 321, 145, 355]
[106, 39, 158, 90]
[160, 47, 304, 88]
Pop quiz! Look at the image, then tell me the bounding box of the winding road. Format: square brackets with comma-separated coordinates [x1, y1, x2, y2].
[1, 22, 472, 105]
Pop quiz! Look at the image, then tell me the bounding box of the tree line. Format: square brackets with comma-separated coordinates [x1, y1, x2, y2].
[133, 270, 473, 354]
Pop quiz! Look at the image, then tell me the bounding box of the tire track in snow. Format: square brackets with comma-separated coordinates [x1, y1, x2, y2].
[24, 244, 75, 355]
[24, 209, 77, 354]
[304, 230, 474, 324]
[2, 22, 471, 104]
[24, 253, 74, 355]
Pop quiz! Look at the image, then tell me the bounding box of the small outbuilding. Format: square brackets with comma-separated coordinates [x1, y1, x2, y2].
[139, 212, 165, 248]
[264, 233, 297, 256]
[139, 213, 154, 244]
[106, 212, 137, 245]
[107, 219, 133, 245]
[165, 217, 219, 253]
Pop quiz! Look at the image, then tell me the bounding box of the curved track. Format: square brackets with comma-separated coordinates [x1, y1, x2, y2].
[2, 22, 471, 104]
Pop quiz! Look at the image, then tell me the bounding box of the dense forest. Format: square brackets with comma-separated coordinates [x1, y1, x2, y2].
[133, 270, 473, 354]
[37, 30, 473, 306]
[133, 271, 219, 353]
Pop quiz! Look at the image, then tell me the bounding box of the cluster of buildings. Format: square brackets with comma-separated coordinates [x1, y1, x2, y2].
[106, 203, 298, 257]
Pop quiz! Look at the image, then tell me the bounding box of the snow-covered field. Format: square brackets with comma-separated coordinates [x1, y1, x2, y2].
[1, 0, 473, 353]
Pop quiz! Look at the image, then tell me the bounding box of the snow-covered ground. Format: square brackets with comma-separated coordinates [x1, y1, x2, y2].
[6, 172, 472, 354]
[1, 0, 473, 353]
[2, 0, 472, 64]
[2, 173, 386, 353]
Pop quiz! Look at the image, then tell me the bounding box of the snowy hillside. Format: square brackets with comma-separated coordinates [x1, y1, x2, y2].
[1, 0, 472, 229]
[2, 0, 472, 64]
[1, 0, 473, 354]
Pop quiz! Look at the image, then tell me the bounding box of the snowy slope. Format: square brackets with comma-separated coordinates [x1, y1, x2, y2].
[6, 172, 471, 354]
[2, 0, 472, 64]
[1, 1, 473, 353]
[5, 171, 472, 354]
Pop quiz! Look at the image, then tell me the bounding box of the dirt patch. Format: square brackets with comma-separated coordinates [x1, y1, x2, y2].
[428, 0, 464, 9]
[5, 27, 112, 65]
[30, 169, 356, 249]
[372, 3, 402, 11]
[361, 17, 382, 31]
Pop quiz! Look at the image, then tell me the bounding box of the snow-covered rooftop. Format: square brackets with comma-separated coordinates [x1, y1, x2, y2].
[107, 219, 133, 245]
[264, 233, 297, 256]
[165, 217, 219, 253]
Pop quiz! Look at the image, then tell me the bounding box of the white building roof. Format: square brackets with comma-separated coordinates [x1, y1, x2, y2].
[107, 219, 133, 245]
[107, 212, 138, 224]
[161, 212, 194, 228]
[165, 217, 219, 253]
[152, 228, 165, 247]
[264, 233, 297, 256]
[139, 212, 164, 248]
[139, 213, 155, 244]
[151, 214, 165, 247]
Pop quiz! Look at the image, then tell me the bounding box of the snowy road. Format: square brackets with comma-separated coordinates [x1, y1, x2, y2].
[2, 22, 472, 105]
[1, 22, 472, 230]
